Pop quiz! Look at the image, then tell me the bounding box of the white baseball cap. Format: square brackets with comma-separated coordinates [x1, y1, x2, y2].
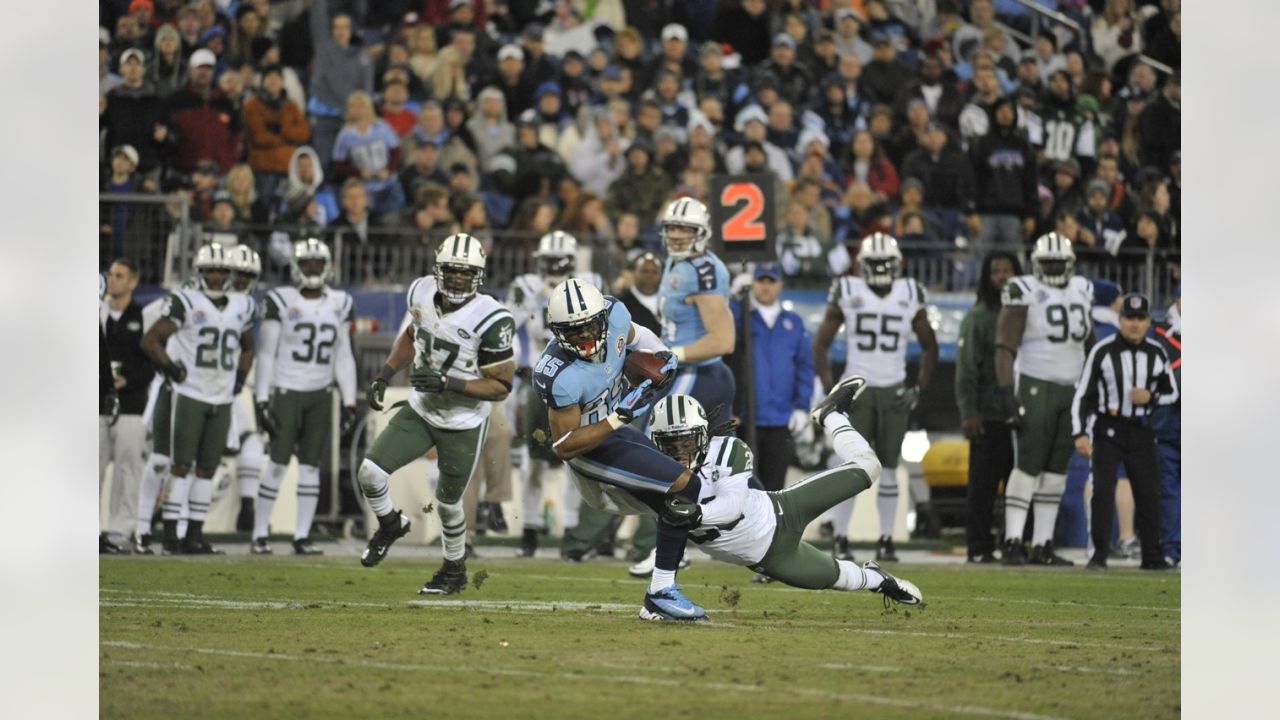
[113, 144, 140, 167]
[189, 48, 217, 69]
[497, 44, 524, 62]
[121, 48, 146, 65]
[661, 24, 687, 42]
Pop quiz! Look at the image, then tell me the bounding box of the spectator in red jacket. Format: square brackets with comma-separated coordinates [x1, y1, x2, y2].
[168, 49, 243, 173]
[845, 129, 901, 204]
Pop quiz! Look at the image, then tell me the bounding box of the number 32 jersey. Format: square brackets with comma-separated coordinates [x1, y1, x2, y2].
[405, 276, 515, 429]
[160, 289, 256, 405]
[828, 276, 925, 387]
[256, 286, 356, 401]
[1002, 274, 1094, 385]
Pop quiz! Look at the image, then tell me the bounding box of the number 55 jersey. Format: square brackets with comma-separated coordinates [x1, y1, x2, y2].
[160, 289, 256, 404]
[829, 276, 925, 387]
[1001, 274, 1094, 384]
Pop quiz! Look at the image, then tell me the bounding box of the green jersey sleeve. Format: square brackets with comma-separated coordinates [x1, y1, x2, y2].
[262, 291, 283, 322]
[477, 313, 516, 367]
[1001, 278, 1030, 307]
[161, 292, 188, 327]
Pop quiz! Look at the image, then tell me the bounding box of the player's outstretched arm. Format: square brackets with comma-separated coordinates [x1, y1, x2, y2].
[671, 294, 736, 363]
[812, 303, 843, 394]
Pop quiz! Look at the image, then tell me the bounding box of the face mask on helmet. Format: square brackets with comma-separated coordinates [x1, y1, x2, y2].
[1033, 257, 1073, 287]
[232, 269, 259, 293]
[436, 263, 483, 303]
[292, 255, 331, 289]
[652, 427, 709, 468]
[551, 310, 609, 361]
[199, 267, 233, 299]
[662, 222, 704, 259]
[538, 253, 575, 281]
[861, 256, 900, 289]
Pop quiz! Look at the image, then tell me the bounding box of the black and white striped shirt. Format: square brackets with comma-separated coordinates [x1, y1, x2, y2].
[1071, 334, 1181, 437]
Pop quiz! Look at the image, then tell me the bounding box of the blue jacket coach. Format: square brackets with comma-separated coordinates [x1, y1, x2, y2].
[731, 262, 815, 492]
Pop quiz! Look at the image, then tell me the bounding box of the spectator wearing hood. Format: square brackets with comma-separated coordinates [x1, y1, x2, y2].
[543, 1, 601, 58]
[276, 146, 337, 227]
[149, 24, 187, 98]
[968, 97, 1038, 254]
[724, 105, 794, 182]
[572, 108, 630, 197]
[1077, 178, 1128, 256]
[102, 48, 169, 179]
[604, 140, 672, 224]
[532, 81, 582, 165]
[759, 34, 812, 108]
[167, 49, 243, 173]
[893, 51, 967, 131]
[332, 91, 405, 218]
[245, 65, 311, 193]
[307, 0, 375, 176]
[714, 0, 772, 66]
[467, 86, 514, 168]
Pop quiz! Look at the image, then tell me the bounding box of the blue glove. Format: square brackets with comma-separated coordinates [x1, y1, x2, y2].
[615, 379, 656, 423]
[653, 350, 678, 390]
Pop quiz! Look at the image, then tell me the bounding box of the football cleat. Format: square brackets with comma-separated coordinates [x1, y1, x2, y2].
[236, 498, 254, 532]
[132, 534, 155, 556]
[831, 536, 855, 562]
[562, 547, 587, 563]
[1028, 542, 1075, 567]
[100, 534, 125, 555]
[1086, 556, 1108, 571]
[361, 510, 411, 567]
[251, 537, 273, 555]
[864, 560, 923, 607]
[876, 535, 899, 563]
[810, 375, 868, 428]
[1140, 559, 1174, 571]
[818, 520, 835, 541]
[486, 503, 509, 534]
[1001, 538, 1026, 566]
[181, 538, 225, 555]
[639, 585, 707, 622]
[418, 559, 468, 595]
[750, 572, 774, 584]
[292, 538, 323, 555]
[1110, 536, 1140, 560]
[516, 528, 539, 557]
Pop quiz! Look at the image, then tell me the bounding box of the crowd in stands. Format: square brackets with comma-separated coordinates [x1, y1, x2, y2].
[100, 0, 1181, 286]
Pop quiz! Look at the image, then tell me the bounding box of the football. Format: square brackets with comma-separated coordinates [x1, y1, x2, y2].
[623, 349, 671, 387]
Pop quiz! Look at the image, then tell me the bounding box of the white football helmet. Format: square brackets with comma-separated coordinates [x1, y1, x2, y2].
[291, 237, 333, 290]
[194, 242, 235, 299]
[434, 233, 487, 304]
[660, 198, 712, 259]
[230, 244, 261, 293]
[1031, 233, 1075, 288]
[547, 278, 609, 361]
[858, 232, 903, 290]
[536, 230, 578, 283]
[650, 394, 710, 468]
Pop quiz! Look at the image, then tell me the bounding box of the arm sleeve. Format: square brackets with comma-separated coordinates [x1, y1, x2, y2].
[254, 319, 281, 403]
[1001, 278, 1030, 307]
[954, 312, 979, 419]
[160, 292, 186, 327]
[626, 322, 667, 353]
[477, 314, 516, 367]
[310, 0, 330, 45]
[698, 439, 755, 526]
[1071, 341, 1105, 437]
[792, 318, 815, 411]
[333, 295, 357, 406]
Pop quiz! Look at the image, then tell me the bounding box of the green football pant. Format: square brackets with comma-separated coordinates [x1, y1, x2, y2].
[847, 384, 909, 469]
[364, 405, 488, 504]
[267, 388, 332, 466]
[1014, 375, 1078, 476]
[152, 388, 231, 472]
[751, 463, 874, 589]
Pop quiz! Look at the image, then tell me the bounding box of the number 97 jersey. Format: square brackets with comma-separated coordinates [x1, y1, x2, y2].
[829, 276, 925, 387]
[1002, 274, 1094, 385]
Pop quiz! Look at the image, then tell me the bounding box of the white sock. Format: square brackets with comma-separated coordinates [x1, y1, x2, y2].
[877, 466, 899, 538]
[1003, 468, 1036, 541]
[237, 433, 263, 499]
[649, 568, 676, 593]
[188, 476, 213, 522]
[295, 464, 321, 541]
[1032, 472, 1066, 546]
[137, 455, 168, 537]
[255, 461, 287, 540]
[823, 413, 883, 483]
[827, 497, 855, 539]
[522, 458, 546, 530]
[161, 471, 192, 521]
[438, 499, 467, 561]
[358, 460, 393, 517]
[832, 558, 882, 591]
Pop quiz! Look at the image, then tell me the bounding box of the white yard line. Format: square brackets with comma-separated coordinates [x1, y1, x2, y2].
[928, 594, 1180, 613]
[99, 639, 1065, 720]
[101, 659, 194, 671]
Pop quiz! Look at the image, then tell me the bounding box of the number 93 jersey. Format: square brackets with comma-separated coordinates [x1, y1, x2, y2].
[1002, 274, 1094, 385]
[533, 298, 632, 426]
[260, 286, 354, 392]
[659, 252, 730, 366]
[829, 276, 925, 387]
[160, 289, 256, 404]
[405, 276, 515, 429]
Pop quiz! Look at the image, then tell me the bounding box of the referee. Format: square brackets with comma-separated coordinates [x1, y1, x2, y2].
[1071, 293, 1180, 570]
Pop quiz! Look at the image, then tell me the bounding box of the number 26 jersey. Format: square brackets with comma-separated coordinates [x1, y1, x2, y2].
[160, 289, 256, 405]
[828, 276, 925, 387]
[1002, 274, 1094, 385]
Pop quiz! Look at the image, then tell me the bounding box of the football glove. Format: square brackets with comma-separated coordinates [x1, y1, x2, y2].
[410, 364, 445, 393]
[255, 401, 279, 438]
[998, 386, 1024, 430]
[660, 496, 703, 529]
[653, 350, 678, 390]
[368, 377, 388, 411]
[233, 368, 248, 396]
[615, 379, 656, 424]
[340, 406, 357, 435]
[164, 360, 187, 384]
[894, 385, 920, 412]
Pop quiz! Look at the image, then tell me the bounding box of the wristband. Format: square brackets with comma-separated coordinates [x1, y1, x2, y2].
[672, 346, 687, 363]
[444, 375, 468, 393]
[375, 364, 396, 383]
[605, 412, 626, 430]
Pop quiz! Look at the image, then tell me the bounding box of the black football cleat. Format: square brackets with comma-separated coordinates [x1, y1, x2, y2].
[516, 528, 539, 558]
[810, 375, 869, 427]
[251, 537, 273, 555]
[235, 497, 254, 532]
[1140, 559, 1174, 571]
[876, 535, 899, 563]
[181, 538, 225, 555]
[292, 538, 323, 555]
[486, 503, 509, 534]
[864, 561, 924, 607]
[1028, 542, 1075, 566]
[832, 536, 855, 562]
[1001, 538, 1026, 566]
[132, 534, 155, 556]
[418, 559, 468, 595]
[361, 510, 411, 567]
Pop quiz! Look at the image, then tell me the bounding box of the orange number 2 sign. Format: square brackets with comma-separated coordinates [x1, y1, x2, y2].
[720, 182, 767, 242]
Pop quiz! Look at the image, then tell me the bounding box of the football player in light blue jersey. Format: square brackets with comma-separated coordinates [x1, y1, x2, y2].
[657, 198, 737, 420]
[534, 277, 709, 622]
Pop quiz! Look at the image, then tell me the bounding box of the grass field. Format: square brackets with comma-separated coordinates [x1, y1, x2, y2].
[100, 551, 1180, 720]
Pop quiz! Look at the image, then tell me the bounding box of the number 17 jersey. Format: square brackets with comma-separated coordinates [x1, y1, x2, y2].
[828, 276, 925, 387]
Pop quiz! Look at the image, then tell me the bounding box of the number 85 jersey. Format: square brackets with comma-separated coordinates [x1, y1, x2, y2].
[1002, 274, 1094, 385]
[829, 276, 925, 387]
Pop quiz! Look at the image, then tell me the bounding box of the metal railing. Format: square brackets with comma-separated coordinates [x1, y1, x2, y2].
[98, 193, 192, 285]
